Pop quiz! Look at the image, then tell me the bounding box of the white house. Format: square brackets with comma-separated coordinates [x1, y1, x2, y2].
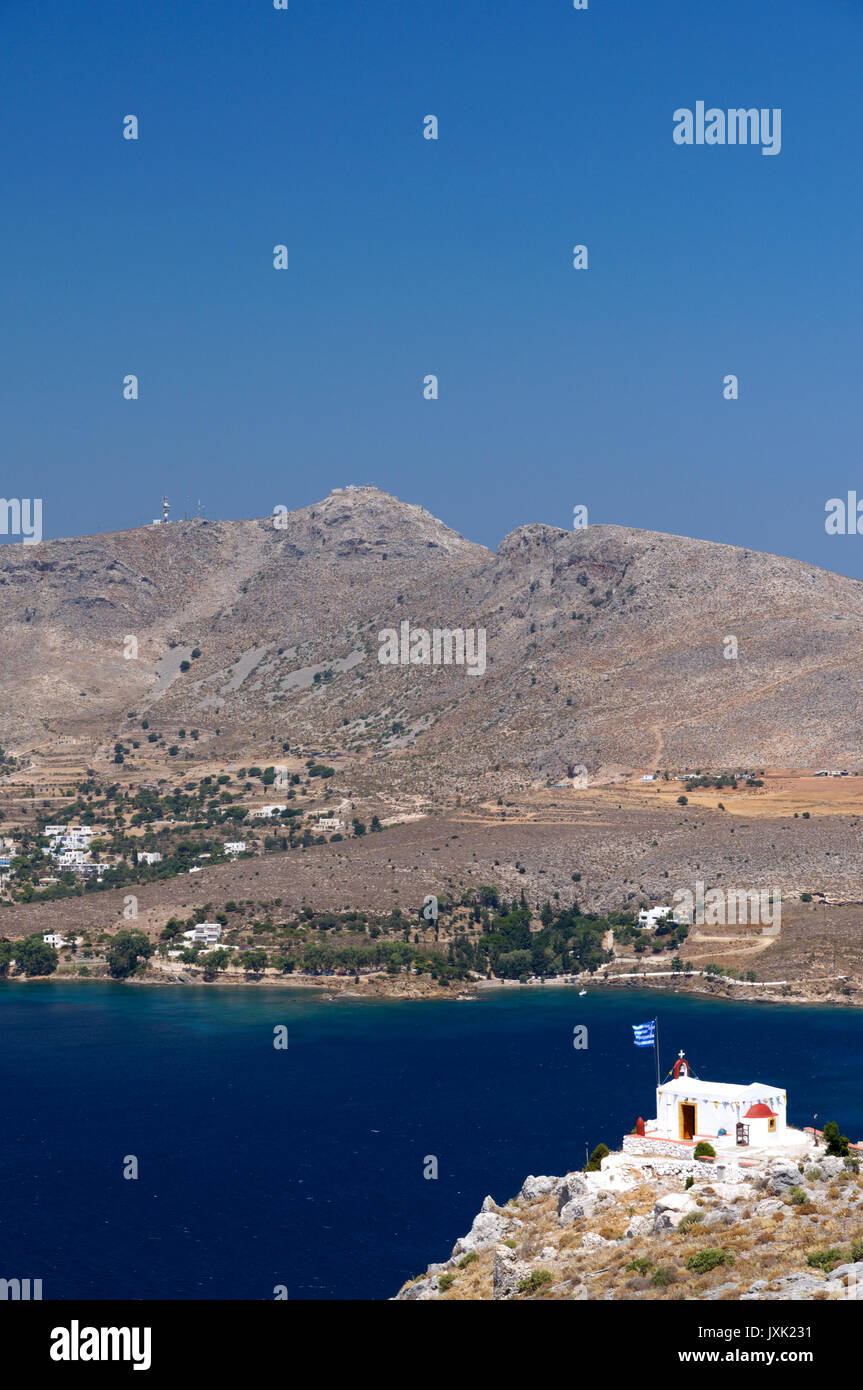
[625, 1052, 808, 1156]
[252, 804, 288, 819]
[638, 905, 671, 928]
[62, 826, 95, 842]
[43, 933, 68, 948]
[317, 818, 343, 831]
[138, 851, 162, 865]
[56, 850, 88, 868]
[223, 841, 246, 856]
[182, 923, 223, 944]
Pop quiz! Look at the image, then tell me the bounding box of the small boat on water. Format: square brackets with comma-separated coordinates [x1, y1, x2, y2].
[455, 993, 477, 1001]
[578, 989, 587, 996]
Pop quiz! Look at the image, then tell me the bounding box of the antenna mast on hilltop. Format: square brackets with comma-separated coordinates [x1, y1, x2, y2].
[162, 496, 170, 524]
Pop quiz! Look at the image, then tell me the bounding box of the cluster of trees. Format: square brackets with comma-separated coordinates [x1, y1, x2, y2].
[614, 917, 690, 955]
[683, 771, 764, 791]
[0, 930, 154, 980]
[0, 936, 59, 977]
[434, 899, 614, 982]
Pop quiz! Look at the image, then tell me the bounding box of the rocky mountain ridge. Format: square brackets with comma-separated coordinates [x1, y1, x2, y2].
[6, 487, 863, 792]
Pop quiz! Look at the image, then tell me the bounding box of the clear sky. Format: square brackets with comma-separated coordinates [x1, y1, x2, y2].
[2, 0, 861, 575]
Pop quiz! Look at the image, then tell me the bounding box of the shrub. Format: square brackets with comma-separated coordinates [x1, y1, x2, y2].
[458, 1252, 478, 1269]
[584, 1143, 610, 1172]
[694, 1141, 716, 1159]
[684, 1176, 694, 1190]
[438, 1272, 455, 1291]
[806, 1248, 844, 1272]
[686, 1249, 734, 1274]
[823, 1121, 850, 1158]
[650, 1266, 677, 1287]
[626, 1257, 654, 1275]
[678, 1211, 705, 1233]
[179, 660, 191, 672]
[517, 1269, 552, 1295]
[850, 1236, 863, 1263]
[788, 1186, 807, 1205]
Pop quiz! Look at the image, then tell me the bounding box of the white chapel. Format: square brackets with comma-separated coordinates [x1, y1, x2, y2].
[627, 1051, 811, 1157]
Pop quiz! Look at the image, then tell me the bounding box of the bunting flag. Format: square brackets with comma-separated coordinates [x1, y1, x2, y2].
[632, 1020, 656, 1048]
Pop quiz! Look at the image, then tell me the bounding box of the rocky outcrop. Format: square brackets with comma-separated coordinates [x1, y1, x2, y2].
[394, 1143, 863, 1302]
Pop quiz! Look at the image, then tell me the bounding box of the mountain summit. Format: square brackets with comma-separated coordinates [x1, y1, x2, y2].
[4, 490, 863, 790]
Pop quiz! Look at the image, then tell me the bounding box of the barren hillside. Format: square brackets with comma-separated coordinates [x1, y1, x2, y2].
[4, 488, 863, 794]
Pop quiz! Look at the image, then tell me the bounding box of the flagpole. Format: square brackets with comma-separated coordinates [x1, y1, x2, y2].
[654, 1016, 660, 1087]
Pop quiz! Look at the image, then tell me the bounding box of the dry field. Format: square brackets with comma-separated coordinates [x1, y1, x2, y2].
[622, 769, 863, 819]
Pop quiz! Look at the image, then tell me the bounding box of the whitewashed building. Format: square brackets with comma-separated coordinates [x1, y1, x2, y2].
[624, 1052, 808, 1157]
[223, 841, 246, 856]
[138, 851, 162, 865]
[182, 923, 223, 944]
[638, 905, 671, 928]
[251, 804, 288, 818]
[56, 850, 88, 868]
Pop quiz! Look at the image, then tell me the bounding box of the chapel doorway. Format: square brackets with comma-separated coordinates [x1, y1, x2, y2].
[680, 1103, 696, 1140]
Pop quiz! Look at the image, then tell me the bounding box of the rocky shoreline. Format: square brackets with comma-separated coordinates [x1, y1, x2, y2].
[13, 965, 861, 1008]
[394, 1146, 863, 1301]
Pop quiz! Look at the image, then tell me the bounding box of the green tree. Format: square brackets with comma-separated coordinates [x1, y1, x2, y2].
[200, 948, 229, 980]
[106, 929, 154, 979]
[584, 1143, 610, 1172]
[822, 1121, 850, 1158]
[14, 936, 59, 977]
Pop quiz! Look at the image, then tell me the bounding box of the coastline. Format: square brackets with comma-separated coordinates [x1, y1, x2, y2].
[4, 965, 859, 1009]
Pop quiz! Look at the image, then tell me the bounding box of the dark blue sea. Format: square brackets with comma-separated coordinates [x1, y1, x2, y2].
[3, 982, 861, 1300]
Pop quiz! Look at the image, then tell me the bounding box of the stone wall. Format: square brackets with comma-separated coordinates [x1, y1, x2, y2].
[623, 1135, 694, 1158]
[620, 1136, 740, 1179]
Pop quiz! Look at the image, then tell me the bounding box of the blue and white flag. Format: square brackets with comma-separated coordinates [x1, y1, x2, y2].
[632, 1021, 656, 1047]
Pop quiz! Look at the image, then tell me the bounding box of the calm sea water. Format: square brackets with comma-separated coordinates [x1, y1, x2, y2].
[2, 981, 861, 1300]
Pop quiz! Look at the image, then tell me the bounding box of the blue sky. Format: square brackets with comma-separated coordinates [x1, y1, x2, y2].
[2, 0, 861, 574]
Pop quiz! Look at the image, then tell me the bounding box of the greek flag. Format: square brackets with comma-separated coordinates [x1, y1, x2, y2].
[632, 1020, 656, 1047]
